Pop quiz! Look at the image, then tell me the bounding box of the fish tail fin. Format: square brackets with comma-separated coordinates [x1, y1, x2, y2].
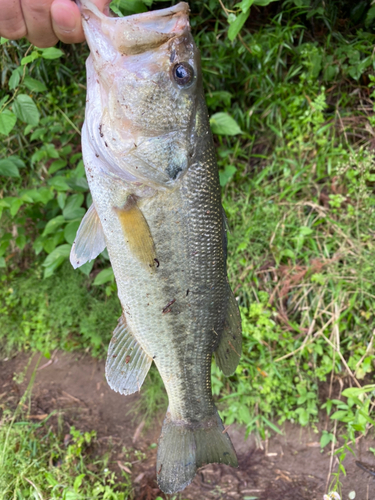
[156, 407, 237, 494]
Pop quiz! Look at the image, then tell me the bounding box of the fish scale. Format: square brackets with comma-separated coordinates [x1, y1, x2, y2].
[72, 0, 243, 494]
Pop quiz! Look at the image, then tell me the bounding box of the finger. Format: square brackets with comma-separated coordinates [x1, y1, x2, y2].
[0, 0, 27, 40]
[51, 0, 84, 44]
[21, 0, 58, 47]
[51, 0, 111, 44]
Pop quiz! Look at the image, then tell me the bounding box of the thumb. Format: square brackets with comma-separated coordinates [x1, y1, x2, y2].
[51, 0, 111, 44]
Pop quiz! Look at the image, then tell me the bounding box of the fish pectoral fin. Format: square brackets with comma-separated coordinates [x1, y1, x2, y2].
[214, 286, 242, 376]
[70, 203, 106, 269]
[115, 195, 156, 270]
[105, 315, 152, 396]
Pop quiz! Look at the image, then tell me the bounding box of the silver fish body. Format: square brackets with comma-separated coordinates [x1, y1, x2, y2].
[72, 1, 242, 493]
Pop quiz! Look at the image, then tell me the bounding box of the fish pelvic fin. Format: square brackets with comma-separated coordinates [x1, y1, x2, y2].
[114, 195, 157, 270]
[156, 408, 238, 494]
[70, 203, 106, 269]
[214, 286, 242, 376]
[105, 315, 152, 396]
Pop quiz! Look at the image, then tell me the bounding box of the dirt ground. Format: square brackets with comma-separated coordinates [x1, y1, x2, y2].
[1, 352, 374, 500]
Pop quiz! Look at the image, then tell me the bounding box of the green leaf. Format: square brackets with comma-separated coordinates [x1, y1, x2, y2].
[79, 260, 94, 276]
[49, 159, 67, 174]
[63, 491, 81, 500]
[0, 257, 6, 268]
[33, 237, 44, 255]
[42, 215, 66, 236]
[0, 110, 17, 136]
[261, 416, 283, 434]
[93, 268, 115, 285]
[42, 244, 71, 277]
[210, 112, 242, 135]
[43, 143, 60, 159]
[9, 198, 23, 217]
[0, 240, 10, 257]
[15, 235, 27, 250]
[21, 51, 40, 65]
[23, 76, 47, 93]
[254, 0, 280, 4]
[30, 127, 47, 141]
[219, 165, 237, 187]
[67, 177, 89, 192]
[63, 194, 85, 220]
[295, 408, 309, 426]
[48, 176, 70, 191]
[12, 94, 40, 126]
[0, 159, 20, 178]
[40, 47, 64, 59]
[228, 11, 249, 41]
[73, 474, 85, 492]
[237, 0, 255, 13]
[320, 431, 334, 448]
[330, 410, 348, 420]
[8, 68, 21, 90]
[64, 220, 80, 244]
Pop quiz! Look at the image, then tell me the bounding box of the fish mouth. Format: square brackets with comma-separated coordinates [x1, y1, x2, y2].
[78, 1, 190, 56]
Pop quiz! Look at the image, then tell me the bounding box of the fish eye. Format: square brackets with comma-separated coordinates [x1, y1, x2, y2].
[172, 62, 195, 87]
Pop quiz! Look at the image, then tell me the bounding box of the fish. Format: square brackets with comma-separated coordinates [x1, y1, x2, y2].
[71, 0, 242, 493]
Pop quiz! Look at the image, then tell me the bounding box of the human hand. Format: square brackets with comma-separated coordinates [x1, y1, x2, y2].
[0, 0, 109, 48]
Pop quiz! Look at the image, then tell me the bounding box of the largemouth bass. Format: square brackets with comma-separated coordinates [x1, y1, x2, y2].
[72, 0, 242, 493]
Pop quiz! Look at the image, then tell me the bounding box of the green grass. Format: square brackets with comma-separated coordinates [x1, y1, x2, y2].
[0, 368, 132, 500]
[0, 263, 121, 357]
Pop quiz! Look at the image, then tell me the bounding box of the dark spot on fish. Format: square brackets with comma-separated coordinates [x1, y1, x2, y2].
[158, 464, 163, 475]
[133, 143, 137, 148]
[170, 49, 176, 62]
[112, 354, 117, 358]
[96, 79, 99, 84]
[223, 452, 230, 456]
[154, 258, 160, 268]
[105, 142, 108, 147]
[166, 163, 183, 180]
[95, 153, 99, 158]
[95, 50, 99, 55]
[76, 261, 79, 265]
[162, 299, 176, 314]
[186, 289, 189, 296]
[153, 355, 156, 360]
[125, 355, 131, 364]
[99, 124, 103, 137]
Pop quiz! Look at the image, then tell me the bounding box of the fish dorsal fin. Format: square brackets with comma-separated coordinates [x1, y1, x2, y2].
[106, 315, 152, 395]
[214, 287, 242, 376]
[115, 195, 156, 270]
[70, 203, 106, 269]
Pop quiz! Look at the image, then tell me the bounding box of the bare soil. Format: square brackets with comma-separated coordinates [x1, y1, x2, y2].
[1, 352, 374, 500]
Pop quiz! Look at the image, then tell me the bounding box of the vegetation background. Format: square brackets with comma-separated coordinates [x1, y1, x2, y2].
[1, 0, 375, 497]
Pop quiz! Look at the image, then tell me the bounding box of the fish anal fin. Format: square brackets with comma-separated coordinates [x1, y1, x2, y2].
[115, 195, 156, 270]
[105, 315, 152, 396]
[70, 203, 106, 269]
[214, 287, 242, 376]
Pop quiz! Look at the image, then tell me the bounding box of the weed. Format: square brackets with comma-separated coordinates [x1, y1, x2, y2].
[0, 366, 132, 499]
[0, 262, 121, 357]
